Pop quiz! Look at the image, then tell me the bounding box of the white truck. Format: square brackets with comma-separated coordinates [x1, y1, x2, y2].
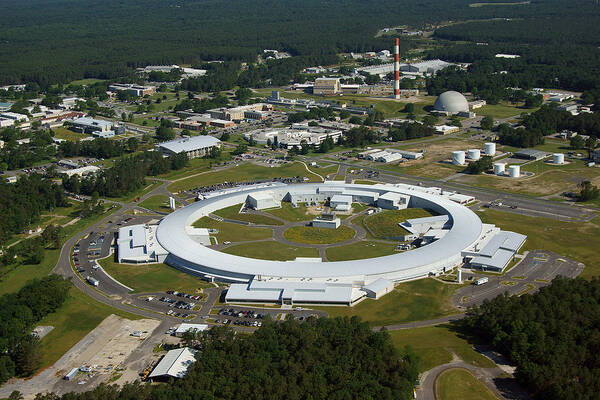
[474, 277, 489, 286]
[86, 276, 99, 287]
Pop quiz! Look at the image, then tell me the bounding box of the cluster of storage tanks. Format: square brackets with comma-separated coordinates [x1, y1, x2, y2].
[452, 142, 496, 166]
[493, 163, 520, 178]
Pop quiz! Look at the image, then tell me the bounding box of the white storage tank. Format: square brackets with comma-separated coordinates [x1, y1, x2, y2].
[553, 153, 565, 165]
[452, 151, 466, 165]
[468, 149, 481, 160]
[509, 165, 520, 178]
[484, 142, 496, 156]
[494, 162, 506, 175]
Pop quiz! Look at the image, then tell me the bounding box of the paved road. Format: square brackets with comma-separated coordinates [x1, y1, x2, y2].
[310, 157, 596, 222]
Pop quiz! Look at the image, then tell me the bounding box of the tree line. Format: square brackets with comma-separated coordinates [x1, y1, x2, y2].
[461, 276, 600, 400]
[0, 275, 71, 385]
[30, 316, 420, 400]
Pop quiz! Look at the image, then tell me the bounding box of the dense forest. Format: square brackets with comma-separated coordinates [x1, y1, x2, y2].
[0, 0, 597, 85]
[31, 317, 419, 400]
[0, 175, 68, 245]
[0, 275, 71, 384]
[462, 277, 600, 400]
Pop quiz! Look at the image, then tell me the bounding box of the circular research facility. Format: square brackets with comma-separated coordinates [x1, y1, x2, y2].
[433, 91, 469, 114]
[156, 182, 526, 306]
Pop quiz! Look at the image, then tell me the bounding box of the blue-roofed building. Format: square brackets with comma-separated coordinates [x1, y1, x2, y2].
[0, 102, 13, 112]
[156, 136, 221, 159]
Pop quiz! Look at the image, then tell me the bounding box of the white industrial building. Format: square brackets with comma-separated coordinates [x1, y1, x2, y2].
[117, 224, 168, 263]
[362, 278, 394, 299]
[243, 126, 341, 149]
[148, 347, 197, 380]
[330, 194, 352, 211]
[312, 213, 341, 229]
[246, 192, 280, 210]
[468, 231, 526, 272]
[377, 192, 409, 210]
[61, 165, 100, 177]
[384, 149, 423, 159]
[174, 323, 208, 337]
[70, 117, 113, 134]
[0, 112, 28, 122]
[156, 136, 221, 159]
[156, 182, 527, 305]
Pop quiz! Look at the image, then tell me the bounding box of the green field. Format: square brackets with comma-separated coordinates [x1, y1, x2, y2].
[213, 203, 284, 225]
[52, 126, 88, 141]
[326, 241, 398, 261]
[312, 279, 460, 326]
[266, 202, 314, 221]
[69, 78, 105, 86]
[99, 258, 212, 293]
[363, 208, 435, 238]
[137, 194, 181, 214]
[436, 368, 498, 399]
[352, 179, 377, 185]
[157, 153, 232, 180]
[475, 102, 532, 119]
[192, 217, 273, 242]
[389, 325, 496, 372]
[0, 204, 119, 295]
[478, 209, 600, 277]
[37, 286, 142, 370]
[110, 180, 162, 203]
[283, 225, 355, 244]
[222, 241, 320, 261]
[167, 162, 322, 192]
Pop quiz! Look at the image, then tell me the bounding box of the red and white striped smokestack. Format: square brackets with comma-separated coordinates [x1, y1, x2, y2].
[394, 38, 400, 99]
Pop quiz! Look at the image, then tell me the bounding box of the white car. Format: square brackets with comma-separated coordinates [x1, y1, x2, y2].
[224, 241, 231, 245]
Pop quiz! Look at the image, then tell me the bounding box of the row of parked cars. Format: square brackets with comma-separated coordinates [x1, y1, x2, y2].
[218, 308, 265, 319]
[167, 290, 202, 301]
[165, 309, 191, 318]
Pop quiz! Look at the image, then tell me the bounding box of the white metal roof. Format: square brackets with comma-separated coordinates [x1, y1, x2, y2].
[149, 347, 197, 379]
[363, 278, 394, 294]
[175, 323, 208, 335]
[158, 136, 220, 154]
[156, 183, 484, 281]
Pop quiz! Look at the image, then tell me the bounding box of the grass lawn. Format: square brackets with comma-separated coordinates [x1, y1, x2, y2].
[266, 202, 314, 222]
[352, 179, 377, 185]
[284, 225, 355, 244]
[192, 217, 273, 242]
[0, 204, 119, 295]
[37, 286, 142, 370]
[326, 241, 398, 261]
[477, 209, 600, 277]
[222, 241, 320, 261]
[137, 194, 181, 214]
[52, 126, 88, 142]
[69, 78, 105, 86]
[475, 102, 534, 119]
[168, 162, 322, 192]
[389, 325, 496, 372]
[99, 257, 212, 293]
[363, 208, 435, 238]
[312, 278, 460, 326]
[213, 203, 284, 225]
[436, 368, 498, 399]
[157, 152, 232, 181]
[108, 181, 162, 203]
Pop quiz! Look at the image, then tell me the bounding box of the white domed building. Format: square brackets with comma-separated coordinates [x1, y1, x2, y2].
[433, 91, 470, 115]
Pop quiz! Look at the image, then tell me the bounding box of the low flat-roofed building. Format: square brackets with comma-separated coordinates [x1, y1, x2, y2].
[109, 83, 156, 97]
[156, 136, 221, 159]
[400, 215, 451, 235]
[70, 117, 113, 134]
[92, 130, 115, 138]
[244, 126, 341, 149]
[61, 165, 100, 177]
[514, 149, 548, 160]
[117, 224, 168, 263]
[330, 194, 352, 211]
[209, 119, 236, 128]
[312, 213, 341, 229]
[470, 231, 526, 272]
[174, 323, 208, 337]
[435, 125, 460, 135]
[148, 347, 197, 381]
[376, 152, 403, 163]
[377, 192, 409, 210]
[363, 278, 394, 299]
[0, 118, 14, 128]
[0, 112, 28, 122]
[313, 78, 341, 96]
[226, 279, 365, 306]
[246, 192, 280, 210]
[384, 149, 423, 159]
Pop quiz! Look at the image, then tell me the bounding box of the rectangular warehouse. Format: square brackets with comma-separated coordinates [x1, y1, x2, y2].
[330, 195, 352, 211]
[246, 192, 280, 210]
[377, 192, 410, 210]
[156, 136, 221, 159]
